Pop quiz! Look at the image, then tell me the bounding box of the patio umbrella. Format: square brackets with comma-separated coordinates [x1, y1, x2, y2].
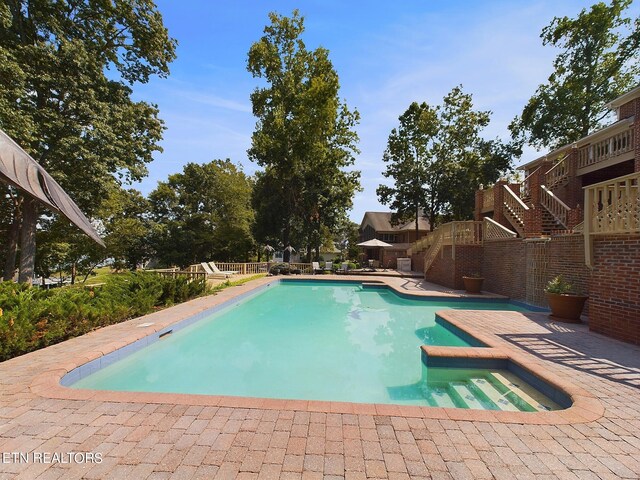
[0, 129, 105, 246]
[263, 244, 275, 252]
[356, 239, 393, 248]
[357, 239, 392, 268]
[283, 245, 296, 263]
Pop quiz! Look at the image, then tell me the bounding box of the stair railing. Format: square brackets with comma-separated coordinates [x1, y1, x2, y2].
[540, 185, 570, 229]
[483, 217, 517, 240]
[545, 157, 569, 189]
[502, 185, 529, 236]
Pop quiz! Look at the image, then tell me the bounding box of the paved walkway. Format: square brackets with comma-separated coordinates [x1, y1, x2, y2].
[1, 276, 639, 479]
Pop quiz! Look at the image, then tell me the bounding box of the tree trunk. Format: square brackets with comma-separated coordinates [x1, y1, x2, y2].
[415, 203, 419, 243]
[18, 196, 37, 284]
[3, 207, 21, 281]
[71, 262, 77, 284]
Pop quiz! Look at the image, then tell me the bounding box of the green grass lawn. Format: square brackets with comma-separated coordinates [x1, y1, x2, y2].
[81, 266, 120, 285]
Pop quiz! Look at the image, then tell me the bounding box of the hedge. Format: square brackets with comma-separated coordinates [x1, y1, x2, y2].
[0, 272, 208, 361]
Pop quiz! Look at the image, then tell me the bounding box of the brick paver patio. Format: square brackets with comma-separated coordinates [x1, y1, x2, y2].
[1, 276, 639, 479]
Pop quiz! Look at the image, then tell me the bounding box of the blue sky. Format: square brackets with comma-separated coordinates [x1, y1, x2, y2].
[132, 0, 635, 222]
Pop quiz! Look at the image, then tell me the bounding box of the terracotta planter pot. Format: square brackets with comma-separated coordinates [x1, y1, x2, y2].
[546, 292, 588, 322]
[462, 276, 484, 294]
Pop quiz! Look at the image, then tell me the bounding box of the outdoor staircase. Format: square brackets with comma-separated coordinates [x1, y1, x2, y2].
[502, 185, 527, 236]
[541, 209, 565, 234]
[423, 229, 444, 274]
[540, 184, 571, 230]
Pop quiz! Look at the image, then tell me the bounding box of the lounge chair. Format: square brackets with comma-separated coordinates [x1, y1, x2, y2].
[200, 262, 231, 279]
[312, 262, 323, 274]
[209, 262, 238, 275]
[325, 261, 333, 272]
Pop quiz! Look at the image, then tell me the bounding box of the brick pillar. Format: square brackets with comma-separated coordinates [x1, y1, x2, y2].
[508, 183, 521, 196]
[567, 205, 583, 230]
[526, 161, 552, 237]
[475, 189, 483, 221]
[524, 206, 542, 237]
[493, 181, 510, 230]
[564, 147, 582, 208]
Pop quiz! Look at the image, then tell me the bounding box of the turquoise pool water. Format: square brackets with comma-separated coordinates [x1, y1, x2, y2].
[71, 281, 540, 407]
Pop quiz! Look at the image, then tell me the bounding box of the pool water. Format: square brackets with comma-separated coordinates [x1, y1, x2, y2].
[71, 281, 551, 409]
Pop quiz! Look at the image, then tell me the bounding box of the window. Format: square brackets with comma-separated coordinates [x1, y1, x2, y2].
[380, 234, 398, 243]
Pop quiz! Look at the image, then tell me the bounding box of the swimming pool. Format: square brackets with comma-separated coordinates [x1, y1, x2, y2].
[69, 280, 556, 409]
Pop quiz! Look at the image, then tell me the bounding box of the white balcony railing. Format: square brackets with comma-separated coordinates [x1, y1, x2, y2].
[578, 127, 634, 170]
[584, 172, 640, 266]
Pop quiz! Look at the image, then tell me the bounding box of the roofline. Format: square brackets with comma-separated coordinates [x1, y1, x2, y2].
[606, 84, 640, 109]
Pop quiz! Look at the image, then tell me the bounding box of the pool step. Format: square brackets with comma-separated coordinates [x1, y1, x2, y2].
[489, 371, 559, 411]
[425, 388, 457, 408]
[450, 383, 487, 410]
[469, 377, 520, 411]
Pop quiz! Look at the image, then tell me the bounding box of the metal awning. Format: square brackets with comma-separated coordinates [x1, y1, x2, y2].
[0, 129, 105, 246]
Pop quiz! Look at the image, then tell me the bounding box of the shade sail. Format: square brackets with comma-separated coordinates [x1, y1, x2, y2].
[357, 238, 393, 248]
[0, 129, 105, 247]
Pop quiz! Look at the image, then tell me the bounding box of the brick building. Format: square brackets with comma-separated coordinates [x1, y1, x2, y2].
[359, 212, 430, 268]
[411, 86, 640, 345]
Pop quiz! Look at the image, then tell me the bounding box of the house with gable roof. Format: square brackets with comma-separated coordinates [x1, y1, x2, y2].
[358, 212, 430, 268]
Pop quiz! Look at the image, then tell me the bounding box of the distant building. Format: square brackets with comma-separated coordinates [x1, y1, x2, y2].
[358, 212, 430, 268]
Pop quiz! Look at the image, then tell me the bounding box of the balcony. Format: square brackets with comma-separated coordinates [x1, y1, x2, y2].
[577, 121, 635, 174]
[584, 171, 640, 266]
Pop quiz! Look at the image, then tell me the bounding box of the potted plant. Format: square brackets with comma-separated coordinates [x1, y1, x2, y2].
[462, 273, 484, 294]
[545, 275, 588, 323]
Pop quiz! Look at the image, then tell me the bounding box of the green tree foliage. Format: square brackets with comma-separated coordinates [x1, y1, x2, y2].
[247, 10, 360, 261]
[378, 87, 513, 229]
[0, 0, 176, 281]
[149, 160, 255, 267]
[510, 0, 640, 149]
[102, 188, 154, 271]
[377, 102, 438, 233]
[333, 218, 361, 261]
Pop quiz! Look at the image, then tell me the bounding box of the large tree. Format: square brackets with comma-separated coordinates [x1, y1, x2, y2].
[0, 0, 176, 282]
[510, 0, 640, 150]
[247, 10, 360, 262]
[149, 160, 255, 267]
[378, 87, 513, 229]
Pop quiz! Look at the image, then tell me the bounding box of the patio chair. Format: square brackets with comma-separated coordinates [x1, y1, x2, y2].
[209, 262, 238, 275]
[200, 262, 230, 279]
[325, 261, 333, 272]
[312, 261, 323, 274]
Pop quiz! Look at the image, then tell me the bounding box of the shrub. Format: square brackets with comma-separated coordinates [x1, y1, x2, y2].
[545, 275, 573, 294]
[0, 272, 209, 361]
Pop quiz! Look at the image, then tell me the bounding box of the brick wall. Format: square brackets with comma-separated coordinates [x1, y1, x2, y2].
[426, 245, 456, 288]
[619, 99, 635, 120]
[428, 237, 587, 302]
[422, 233, 638, 344]
[482, 239, 526, 300]
[426, 245, 483, 290]
[589, 235, 640, 345]
[411, 253, 424, 274]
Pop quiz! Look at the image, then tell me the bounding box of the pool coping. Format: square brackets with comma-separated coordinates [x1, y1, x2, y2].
[29, 275, 603, 425]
